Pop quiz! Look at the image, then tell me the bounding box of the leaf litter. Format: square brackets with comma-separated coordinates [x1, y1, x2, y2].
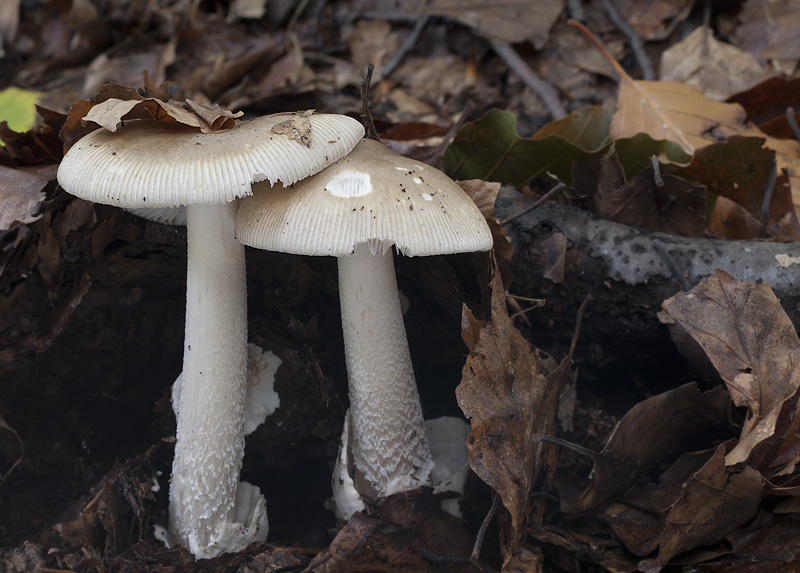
[6, 1, 800, 572]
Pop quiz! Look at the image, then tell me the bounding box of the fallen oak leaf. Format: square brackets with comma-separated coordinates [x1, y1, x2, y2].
[660, 269, 800, 467]
[567, 20, 800, 214]
[456, 261, 568, 564]
[638, 446, 763, 573]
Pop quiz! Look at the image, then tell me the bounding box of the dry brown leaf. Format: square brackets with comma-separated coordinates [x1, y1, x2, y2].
[423, 0, 564, 48]
[660, 26, 770, 101]
[610, 0, 694, 41]
[735, 0, 800, 60]
[457, 266, 567, 564]
[639, 446, 763, 572]
[575, 383, 730, 511]
[270, 110, 314, 148]
[456, 179, 513, 288]
[347, 19, 400, 79]
[82, 97, 242, 134]
[660, 269, 800, 466]
[0, 164, 56, 231]
[609, 74, 800, 210]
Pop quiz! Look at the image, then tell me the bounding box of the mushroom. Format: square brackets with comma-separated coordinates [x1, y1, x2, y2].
[235, 138, 492, 515]
[56, 112, 364, 557]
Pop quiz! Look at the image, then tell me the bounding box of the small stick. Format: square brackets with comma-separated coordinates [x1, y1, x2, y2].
[383, 14, 431, 78]
[531, 433, 603, 463]
[426, 101, 473, 167]
[360, 65, 380, 141]
[651, 155, 664, 187]
[786, 107, 800, 142]
[601, 0, 655, 80]
[758, 157, 778, 238]
[652, 240, 691, 291]
[499, 183, 565, 225]
[471, 491, 500, 563]
[567, 0, 586, 22]
[490, 40, 567, 119]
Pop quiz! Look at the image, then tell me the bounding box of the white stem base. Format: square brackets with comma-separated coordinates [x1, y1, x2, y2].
[337, 245, 433, 499]
[169, 203, 265, 558]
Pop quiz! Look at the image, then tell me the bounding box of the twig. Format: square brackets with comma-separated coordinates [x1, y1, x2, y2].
[651, 155, 664, 187]
[360, 65, 379, 141]
[426, 101, 473, 167]
[531, 433, 603, 463]
[499, 184, 565, 225]
[601, 0, 655, 80]
[567, 0, 586, 22]
[490, 40, 567, 119]
[786, 107, 800, 142]
[758, 157, 778, 238]
[652, 240, 691, 291]
[569, 294, 592, 357]
[382, 14, 431, 78]
[471, 491, 500, 563]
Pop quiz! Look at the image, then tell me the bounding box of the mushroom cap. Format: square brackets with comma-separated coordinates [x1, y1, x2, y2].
[57, 112, 365, 208]
[235, 139, 493, 257]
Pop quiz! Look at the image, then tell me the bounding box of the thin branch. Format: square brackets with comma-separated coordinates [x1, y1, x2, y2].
[471, 491, 500, 563]
[490, 40, 567, 120]
[499, 184, 565, 225]
[758, 157, 778, 238]
[360, 65, 379, 141]
[567, 0, 586, 22]
[652, 240, 691, 291]
[382, 14, 431, 78]
[786, 107, 800, 142]
[601, 0, 655, 80]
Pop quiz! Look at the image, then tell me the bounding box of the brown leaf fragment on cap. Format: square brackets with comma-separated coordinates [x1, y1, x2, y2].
[185, 99, 243, 131]
[270, 109, 315, 147]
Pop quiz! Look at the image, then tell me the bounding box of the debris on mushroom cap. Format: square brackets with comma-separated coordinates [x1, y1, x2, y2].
[57, 112, 365, 208]
[236, 138, 494, 257]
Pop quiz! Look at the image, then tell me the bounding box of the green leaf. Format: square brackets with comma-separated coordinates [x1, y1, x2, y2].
[0, 87, 42, 134]
[443, 107, 611, 186]
[613, 133, 692, 180]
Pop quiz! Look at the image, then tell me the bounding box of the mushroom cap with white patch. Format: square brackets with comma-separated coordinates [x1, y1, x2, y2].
[57, 112, 365, 208]
[236, 138, 493, 257]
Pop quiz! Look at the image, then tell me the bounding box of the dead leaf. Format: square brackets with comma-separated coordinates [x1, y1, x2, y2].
[541, 232, 567, 283]
[270, 110, 314, 148]
[660, 26, 769, 101]
[726, 77, 800, 126]
[0, 164, 56, 231]
[347, 19, 400, 79]
[585, 150, 706, 236]
[457, 265, 567, 563]
[82, 96, 242, 134]
[609, 0, 694, 41]
[735, 0, 800, 60]
[456, 179, 513, 287]
[660, 269, 800, 467]
[575, 383, 731, 511]
[423, 0, 564, 48]
[639, 446, 763, 572]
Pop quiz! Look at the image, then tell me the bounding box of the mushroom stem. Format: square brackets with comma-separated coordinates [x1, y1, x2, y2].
[337, 244, 434, 498]
[169, 202, 250, 555]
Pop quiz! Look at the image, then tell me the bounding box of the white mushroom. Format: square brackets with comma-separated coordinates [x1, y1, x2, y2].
[235, 138, 492, 517]
[57, 112, 364, 557]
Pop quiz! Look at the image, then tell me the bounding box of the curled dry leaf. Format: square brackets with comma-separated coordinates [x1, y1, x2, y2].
[83, 96, 242, 134]
[576, 383, 730, 511]
[457, 265, 568, 563]
[0, 164, 57, 231]
[660, 269, 800, 467]
[270, 110, 314, 148]
[456, 179, 513, 287]
[639, 446, 763, 573]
